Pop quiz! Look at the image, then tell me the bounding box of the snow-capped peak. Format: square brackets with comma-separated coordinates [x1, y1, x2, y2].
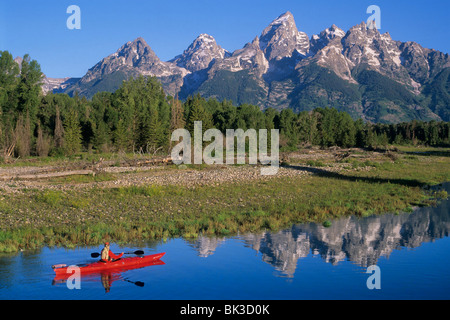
[169, 33, 229, 72]
[259, 11, 310, 60]
[270, 11, 295, 25]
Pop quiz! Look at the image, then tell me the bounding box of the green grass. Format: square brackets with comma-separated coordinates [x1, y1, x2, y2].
[0, 147, 448, 253]
[306, 160, 327, 167]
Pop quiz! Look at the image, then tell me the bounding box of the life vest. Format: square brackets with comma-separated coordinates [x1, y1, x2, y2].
[101, 247, 110, 261]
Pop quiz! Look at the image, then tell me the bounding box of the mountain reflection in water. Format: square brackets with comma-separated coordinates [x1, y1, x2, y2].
[188, 183, 450, 278]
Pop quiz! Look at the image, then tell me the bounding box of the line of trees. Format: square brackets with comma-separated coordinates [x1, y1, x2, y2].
[1, 51, 449, 161]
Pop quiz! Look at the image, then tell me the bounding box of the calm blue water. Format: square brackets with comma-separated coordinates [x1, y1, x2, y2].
[0, 183, 449, 300]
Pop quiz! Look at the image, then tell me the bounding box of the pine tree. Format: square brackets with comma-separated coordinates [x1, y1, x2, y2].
[0, 51, 19, 117]
[54, 106, 64, 150]
[297, 111, 318, 145]
[185, 97, 213, 135]
[426, 121, 439, 146]
[169, 96, 185, 150]
[354, 119, 366, 148]
[114, 119, 130, 152]
[63, 109, 82, 156]
[146, 108, 161, 153]
[365, 124, 376, 148]
[335, 112, 356, 147]
[93, 120, 109, 152]
[16, 54, 43, 131]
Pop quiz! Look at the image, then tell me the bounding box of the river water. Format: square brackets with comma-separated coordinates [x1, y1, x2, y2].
[0, 183, 449, 300]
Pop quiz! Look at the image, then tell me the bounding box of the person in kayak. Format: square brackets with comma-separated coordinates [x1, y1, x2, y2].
[100, 242, 124, 262]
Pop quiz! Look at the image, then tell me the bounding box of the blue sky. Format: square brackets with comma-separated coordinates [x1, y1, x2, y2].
[1, 0, 449, 78]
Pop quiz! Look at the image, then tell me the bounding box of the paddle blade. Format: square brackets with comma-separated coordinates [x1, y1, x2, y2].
[91, 253, 101, 258]
[124, 250, 145, 255]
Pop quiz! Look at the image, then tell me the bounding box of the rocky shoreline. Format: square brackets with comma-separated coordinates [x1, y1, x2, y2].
[0, 148, 386, 193]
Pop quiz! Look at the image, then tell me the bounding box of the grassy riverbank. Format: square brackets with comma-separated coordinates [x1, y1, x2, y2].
[0, 146, 449, 253]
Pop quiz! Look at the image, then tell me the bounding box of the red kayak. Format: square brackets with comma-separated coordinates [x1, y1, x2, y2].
[52, 252, 165, 276]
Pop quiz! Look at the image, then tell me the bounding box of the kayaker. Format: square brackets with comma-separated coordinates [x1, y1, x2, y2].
[100, 242, 124, 262]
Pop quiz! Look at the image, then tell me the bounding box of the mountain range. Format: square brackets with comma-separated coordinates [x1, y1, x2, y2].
[45, 11, 450, 123]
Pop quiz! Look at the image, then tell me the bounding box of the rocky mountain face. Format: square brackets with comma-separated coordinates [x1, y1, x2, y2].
[42, 77, 79, 95]
[59, 11, 450, 123]
[260, 11, 310, 60]
[169, 34, 230, 73]
[64, 37, 189, 97]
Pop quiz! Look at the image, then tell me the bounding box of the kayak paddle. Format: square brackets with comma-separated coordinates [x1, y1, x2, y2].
[124, 279, 145, 287]
[90, 250, 145, 258]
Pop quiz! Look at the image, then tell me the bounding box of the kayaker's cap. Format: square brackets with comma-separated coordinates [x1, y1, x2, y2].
[105, 242, 109, 246]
